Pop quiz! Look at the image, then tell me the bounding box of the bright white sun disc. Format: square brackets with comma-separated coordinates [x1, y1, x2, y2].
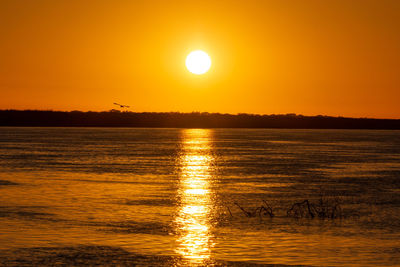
[186, 50, 211, 75]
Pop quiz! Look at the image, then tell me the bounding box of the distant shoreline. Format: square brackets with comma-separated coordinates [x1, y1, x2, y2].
[1, 110, 400, 129]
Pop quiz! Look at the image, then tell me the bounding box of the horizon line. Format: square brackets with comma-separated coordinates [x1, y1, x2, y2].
[1, 109, 399, 121]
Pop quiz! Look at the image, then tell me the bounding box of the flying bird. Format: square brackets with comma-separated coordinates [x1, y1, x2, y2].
[113, 103, 130, 108]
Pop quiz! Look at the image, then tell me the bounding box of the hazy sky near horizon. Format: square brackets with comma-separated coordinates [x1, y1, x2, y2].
[1, 0, 399, 118]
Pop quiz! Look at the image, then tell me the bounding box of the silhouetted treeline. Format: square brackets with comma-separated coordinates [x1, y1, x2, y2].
[0, 110, 400, 129]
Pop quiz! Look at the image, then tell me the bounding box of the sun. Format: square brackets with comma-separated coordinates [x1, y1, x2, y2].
[185, 50, 211, 75]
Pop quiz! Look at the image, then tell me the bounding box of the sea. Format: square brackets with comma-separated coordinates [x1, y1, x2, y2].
[0, 127, 399, 266]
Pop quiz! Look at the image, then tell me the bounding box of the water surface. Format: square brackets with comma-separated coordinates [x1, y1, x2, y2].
[0, 128, 399, 266]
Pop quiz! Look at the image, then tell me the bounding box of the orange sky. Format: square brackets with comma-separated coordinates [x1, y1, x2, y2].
[0, 0, 399, 118]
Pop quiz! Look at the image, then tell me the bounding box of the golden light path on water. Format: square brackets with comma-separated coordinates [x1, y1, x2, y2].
[175, 129, 215, 264]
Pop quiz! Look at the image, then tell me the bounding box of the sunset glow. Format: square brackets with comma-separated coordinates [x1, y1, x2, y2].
[1, 1, 399, 118]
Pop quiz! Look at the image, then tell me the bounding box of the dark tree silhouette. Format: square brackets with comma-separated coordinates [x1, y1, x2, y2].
[0, 110, 399, 129]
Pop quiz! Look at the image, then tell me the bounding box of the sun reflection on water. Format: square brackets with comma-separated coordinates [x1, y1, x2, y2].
[175, 129, 215, 263]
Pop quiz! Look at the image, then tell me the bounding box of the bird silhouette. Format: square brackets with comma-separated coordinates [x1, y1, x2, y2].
[113, 103, 130, 108]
